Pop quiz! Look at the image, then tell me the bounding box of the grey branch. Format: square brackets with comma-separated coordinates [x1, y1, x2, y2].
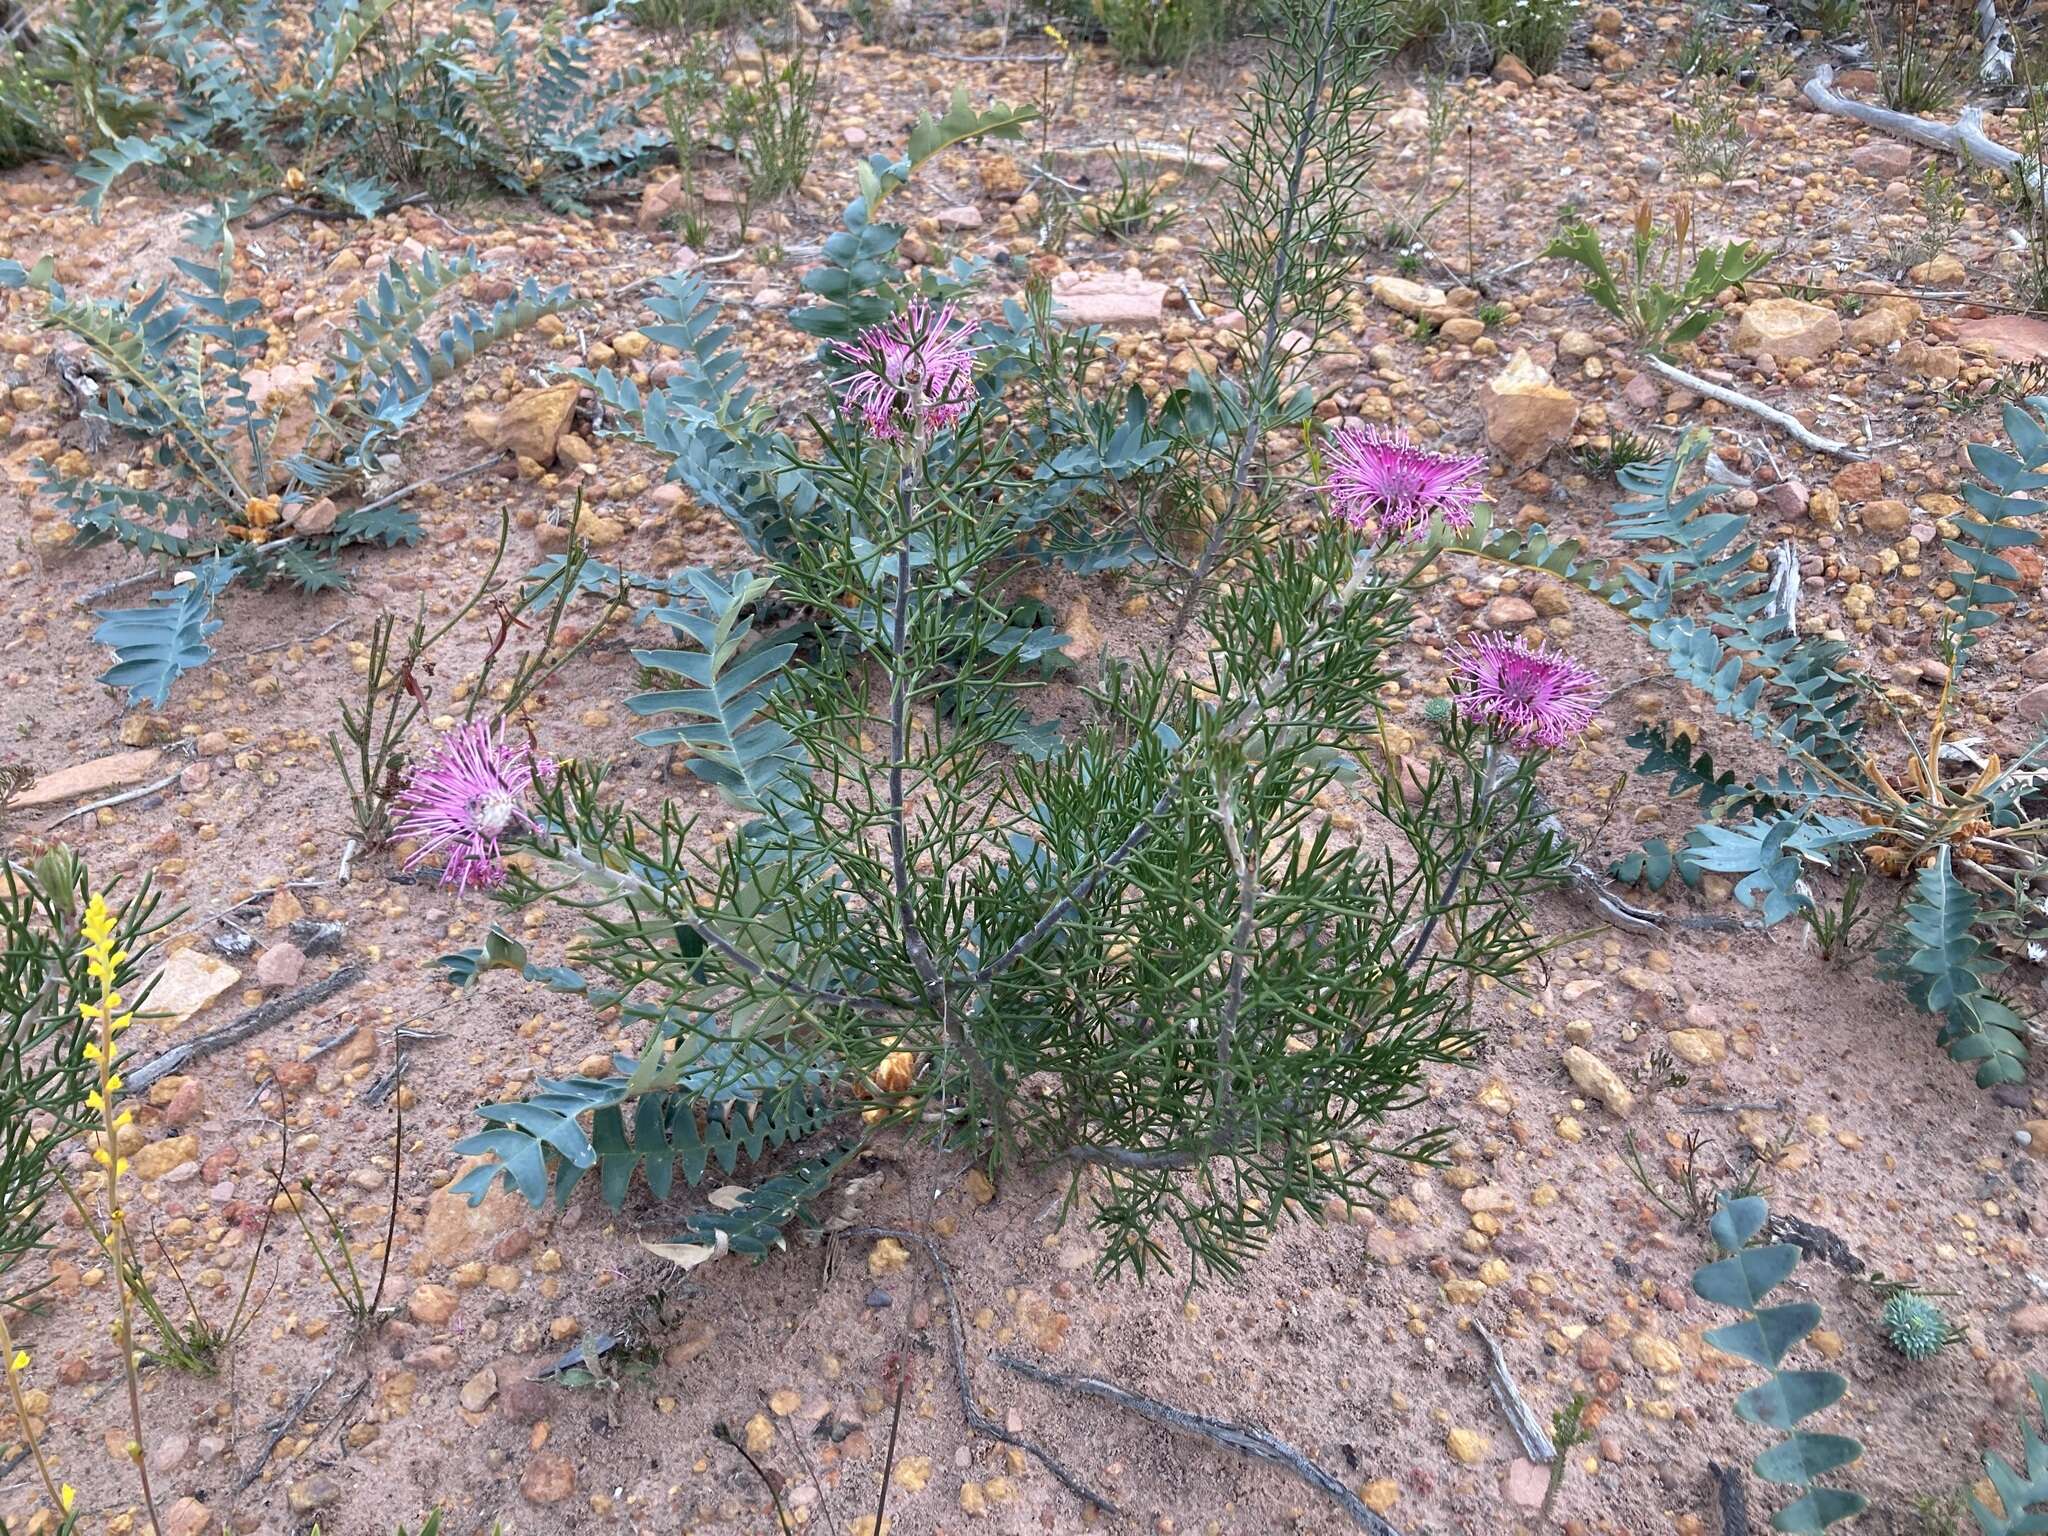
[991, 1350, 1407, 1536]
[843, 1227, 1120, 1515]
[124, 963, 366, 1094]
[1803, 63, 2039, 200]
[1639, 356, 1864, 462]
[1472, 1322, 1557, 1463]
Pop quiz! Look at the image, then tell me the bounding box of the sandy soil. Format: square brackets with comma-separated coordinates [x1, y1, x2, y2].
[2, 4, 2047, 1535]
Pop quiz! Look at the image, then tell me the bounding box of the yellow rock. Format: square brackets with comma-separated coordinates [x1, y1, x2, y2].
[130, 1135, 199, 1182]
[1631, 1333, 1683, 1374]
[868, 1237, 910, 1276]
[744, 1413, 775, 1455]
[1445, 1427, 1491, 1465]
[1362, 1478, 1399, 1514]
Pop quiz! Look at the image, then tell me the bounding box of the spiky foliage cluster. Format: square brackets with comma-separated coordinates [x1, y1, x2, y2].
[1546, 202, 1769, 358]
[0, 0, 678, 220]
[1442, 421, 2045, 1089]
[0, 225, 570, 706]
[446, 0, 1581, 1284]
[1881, 1291, 1954, 1361]
[1695, 1194, 1867, 1534]
[0, 849, 165, 1298]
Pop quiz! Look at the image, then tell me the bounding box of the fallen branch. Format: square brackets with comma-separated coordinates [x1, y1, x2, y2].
[1803, 63, 2039, 200]
[1641, 356, 1865, 461]
[1472, 1323, 1556, 1463]
[1978, 0, 2015, 86]
[125, 963, 365, 1094]
[43, 768, 184, 828]
[233, 1364, 336, 1495]
[990, 1350, 1404, 1535]
[841, 1227, 1120, 1516]
[1709, 1459, 1752, 1536]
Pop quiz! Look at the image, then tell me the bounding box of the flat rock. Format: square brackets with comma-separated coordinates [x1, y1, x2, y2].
[13, 749, 162, 810]
[520, 1453, 577, 1505]
[1955, 315, 2048, 363]
[143, 949, 241, 1028]
[1503, 1457, 1550, 1509]
[1049, 271, 1166, 327]
[422, 1156, 530, 1264]
[1370, 274, 1447, 318]
[163, 1498, 217, 1536]
[1734, 299, 1840, 361]
[1562, 1045, 1635, 1118]
[1481, 349, 1578, 470]
[1849, 140, 1913, 178]
[469, 382, 580, 466]
[254, 943, 305, 990]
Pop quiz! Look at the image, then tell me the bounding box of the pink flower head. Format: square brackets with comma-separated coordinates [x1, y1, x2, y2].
[392, 720, 547, 893]
[1323, 427, 1486, 541]
[1450, 633, 1601, 751]
[832, 299, 981, 441]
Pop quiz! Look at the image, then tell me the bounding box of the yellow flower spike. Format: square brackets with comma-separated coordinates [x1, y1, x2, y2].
[92, 1148, 110, 1166]
[82, 1043, 101, 1062]
[114, 1157, 127, 1176]
[107, 1073, 121, 1091]
[9, 1349, 26, 1373]
[60, 1485, 74, 1512]
[86, 1090, 104, 1112]
[113, 1110, 132, 1130]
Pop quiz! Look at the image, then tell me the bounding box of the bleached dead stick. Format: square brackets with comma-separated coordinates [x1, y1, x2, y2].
[1641, 356, 1866, 461]
[1803, 63, 2040, 201]
[1472, 1323, 1558, 1463]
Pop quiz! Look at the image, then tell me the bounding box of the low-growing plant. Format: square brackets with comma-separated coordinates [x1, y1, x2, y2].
[1869, 0, 1964, 116]
[1441, 425, 2046, 1088]
[0, 851, 165, 1299]
[1074, 142, 1184, 242]
[1546, 202, 1769, 356]
[1480, 0, 1577, 75]
[1541, 1391, 1593, 1522]
[1693, 1192, 1866, 1532]
[1798, 868, 1884, 963]
[0, 224, 571, 708]
[722, 32, 823, 212]
[1571, 427, 1661, 480]
[1370, 73, 1460, 256]
[438, 0, 1594, 1288]
[1078, 0, 1235, 68]
[1879, 1289, 1958, 1360]
[1672, 80, 1752, 182]
[1891, 160, 1966, 275]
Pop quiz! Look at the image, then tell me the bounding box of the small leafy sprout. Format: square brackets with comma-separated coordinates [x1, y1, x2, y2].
[1396, 249, 1422, 276]
[1880, 1291, 1956, 1361]
[1571, 428, 1661, 480]
[1636, 1047, 1691, 1109]
[1541, 1391, 1593, 1523]
[1545, 202, 1769, 356]
[1075, 145, 1183, 242]
[1799, 869, 1883, 964]
[1476, 302, 1506, 327]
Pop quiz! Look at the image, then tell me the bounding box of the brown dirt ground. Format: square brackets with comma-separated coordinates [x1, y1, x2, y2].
[2, 4, 2048, 1536]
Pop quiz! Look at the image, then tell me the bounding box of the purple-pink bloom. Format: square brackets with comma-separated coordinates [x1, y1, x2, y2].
[832, 299, 981, 441]
[391, 720, 549, 893]
[1450, 633, 1601, 751]
[1323, 426, 1486, 541]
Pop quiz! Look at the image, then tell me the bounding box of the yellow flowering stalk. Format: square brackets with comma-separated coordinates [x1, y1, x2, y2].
[78, 894, 165, 1536]
[0, 1320, 75, 1528]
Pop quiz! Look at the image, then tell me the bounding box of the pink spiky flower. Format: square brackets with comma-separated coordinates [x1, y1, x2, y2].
[391, 720, 552, 893]
[832, 299, 982, 442]
[1450, 633, 1601, 751]
[1323, 426, 1486, 541]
